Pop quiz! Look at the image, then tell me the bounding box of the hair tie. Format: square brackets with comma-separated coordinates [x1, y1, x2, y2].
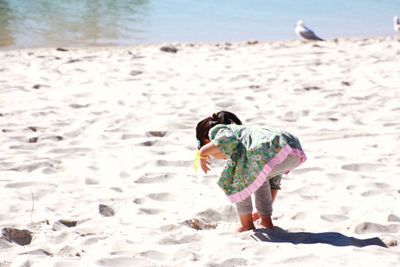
[196, 139, 201, 149]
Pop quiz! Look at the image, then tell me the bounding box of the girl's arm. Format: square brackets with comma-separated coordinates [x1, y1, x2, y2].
[199, 142, 226, 173]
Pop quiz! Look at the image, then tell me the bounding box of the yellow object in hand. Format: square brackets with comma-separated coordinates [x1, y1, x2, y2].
[194, 150, 208, 172]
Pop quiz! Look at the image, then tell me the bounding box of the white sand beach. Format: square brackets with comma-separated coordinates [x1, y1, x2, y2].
[0, 37, 400, 266]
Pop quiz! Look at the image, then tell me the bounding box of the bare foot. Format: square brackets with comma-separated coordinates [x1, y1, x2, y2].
[252, 212, 260, 221]
[260, 215, 274, 229]
[238, 214, 256, 232]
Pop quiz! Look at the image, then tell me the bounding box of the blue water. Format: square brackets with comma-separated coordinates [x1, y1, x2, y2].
[0, 0, 399, 49]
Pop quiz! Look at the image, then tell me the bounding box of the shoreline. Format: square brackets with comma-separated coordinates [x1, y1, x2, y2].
[0, 36, 399, 52]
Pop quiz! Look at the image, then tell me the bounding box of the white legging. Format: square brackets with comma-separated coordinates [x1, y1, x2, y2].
[235, 155, 301, 216]
[235, 178, 274, 216]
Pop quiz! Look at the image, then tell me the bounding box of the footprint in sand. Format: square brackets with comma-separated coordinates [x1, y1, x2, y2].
[9, 161, 59, 172]
[147, 192, 175, 201]
[1, 228, 32, 246]
[155, 159, 191, 167]
[133, 198, 145, 204]
[85, 178, 99, 185]
[56, 245, 84, 257]
[121, 133, 141, 140]
[388, 214, 400, 222]
[360, 189, 388, 197]
[145, 131, 167, 137]
[346, 184, 357, 190]
[42, 167, 59, 174]
[134, 173, 174, 184]
[158, 233, 200, 245]
[110, 187, 123, 193]
[341, 163, 383, 172]
[139, 140, 156, 147]
[138, 207, 163, 215]
[81, 235, 107, 246]
[99, 204, 115, 217]
[368, 182, 390, 189]
[354, 222, 400, 234]
[159, 224, 181, 232]
[4, 181, 56, 189]
[138, 250, 168, 261]
[96, 257, 142, 266]
[215, 258, 248, 267]
[19, 248, 52, 256]
[320, 214, 349, 222]
[291, 212, 308, 220]
[49, 230, 72, 244]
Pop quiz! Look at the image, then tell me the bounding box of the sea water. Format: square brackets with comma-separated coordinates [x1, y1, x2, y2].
[0, 0, 399, 49]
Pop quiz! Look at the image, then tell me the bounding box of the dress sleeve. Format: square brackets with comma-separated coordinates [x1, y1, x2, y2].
[209, 125, 239, 157]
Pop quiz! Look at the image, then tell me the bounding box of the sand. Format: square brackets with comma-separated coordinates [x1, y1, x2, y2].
[0, 37, 399, 266]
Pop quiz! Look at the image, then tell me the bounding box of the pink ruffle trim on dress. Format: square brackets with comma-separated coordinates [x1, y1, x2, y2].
[227, 144, 307, 203]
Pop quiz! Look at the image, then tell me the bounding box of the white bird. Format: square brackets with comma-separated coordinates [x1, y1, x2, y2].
[394, 16, 400, 32]
[295, 20, 324, 41]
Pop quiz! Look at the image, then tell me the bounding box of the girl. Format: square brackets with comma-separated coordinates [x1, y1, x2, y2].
[195, 111, 306, 232]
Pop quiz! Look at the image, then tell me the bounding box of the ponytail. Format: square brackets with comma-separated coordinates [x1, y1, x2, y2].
[196, 111, 242, 149]
[212, 111, 242, 125]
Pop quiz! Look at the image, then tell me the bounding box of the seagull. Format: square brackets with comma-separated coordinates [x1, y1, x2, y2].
[295, 20, 324, 41]
[394, 16, 400, 32]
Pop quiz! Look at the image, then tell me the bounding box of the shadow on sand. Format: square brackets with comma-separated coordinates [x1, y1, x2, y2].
[251, 227, 387, 248]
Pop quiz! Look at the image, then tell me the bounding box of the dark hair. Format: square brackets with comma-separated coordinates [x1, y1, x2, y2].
[196, 111, 242, 149]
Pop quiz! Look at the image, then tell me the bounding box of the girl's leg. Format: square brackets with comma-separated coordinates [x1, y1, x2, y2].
[271, 189, 278, 203]
[236, 196, 255, 232]
[252, 189, 278, 221]
[254, 180, 274, 229]
[268, 175, 282, 203]
[253, 175, 281, 222]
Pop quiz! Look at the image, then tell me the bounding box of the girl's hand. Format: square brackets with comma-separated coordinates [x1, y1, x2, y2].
[200, 157, 210, 173]
[198, 141, 223, 174]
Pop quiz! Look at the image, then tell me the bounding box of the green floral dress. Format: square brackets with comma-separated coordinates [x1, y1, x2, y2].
[209, 124, 306, 203]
